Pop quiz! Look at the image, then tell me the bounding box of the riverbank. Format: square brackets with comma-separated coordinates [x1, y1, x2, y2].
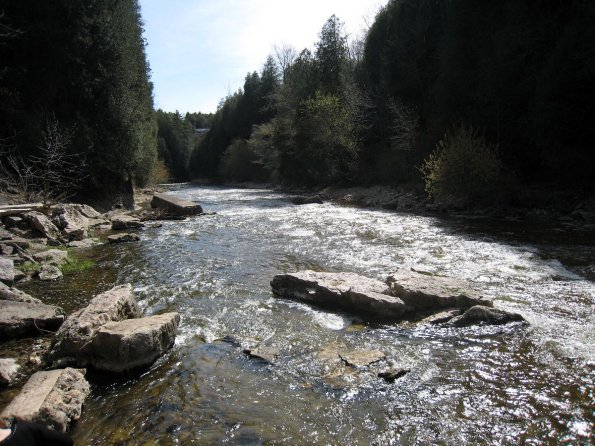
[193, 180, 595, 228]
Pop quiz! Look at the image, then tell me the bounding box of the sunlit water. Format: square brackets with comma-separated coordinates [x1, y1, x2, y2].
[19, 186, 595, 444]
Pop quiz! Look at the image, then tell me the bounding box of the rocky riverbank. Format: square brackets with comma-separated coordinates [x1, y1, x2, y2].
[0, 197, 185, 435]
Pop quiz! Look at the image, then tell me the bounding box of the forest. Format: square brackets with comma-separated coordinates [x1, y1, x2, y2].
[1, 0, 594, 209]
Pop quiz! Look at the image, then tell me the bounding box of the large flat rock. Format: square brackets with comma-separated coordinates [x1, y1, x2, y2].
[271, 271, 406, 319]
[0, 282, 42, 304]
[0, 368, 90, 432]
[47, 284, 140, 366]
[110, 214, 144, 230]
[151, 193, 203, 216]
[84, 312, 180, 373]
[386, 270, 492, 312]
[0, 300, 64, 338]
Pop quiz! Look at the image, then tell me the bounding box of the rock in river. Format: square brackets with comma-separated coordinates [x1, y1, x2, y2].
[386, 269, 492, 312]
[0, 281, 41, 304]
[107, 233, 140, 244]
[47, 284, 140, 366]
[445, 305, 526, 327]
[84, 312, 180, 373]
[271, 271, 406, 320]
[0, 300, 64, 339]
[0, 368, 90, 432]
[110, 214, 144, 230]
[151, 193, 203, 216]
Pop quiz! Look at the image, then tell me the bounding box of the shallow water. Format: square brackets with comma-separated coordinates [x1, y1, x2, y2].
[20, 186, 595, 444]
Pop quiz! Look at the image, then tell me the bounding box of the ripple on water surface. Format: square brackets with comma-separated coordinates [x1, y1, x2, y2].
[58, 186, 595, 445]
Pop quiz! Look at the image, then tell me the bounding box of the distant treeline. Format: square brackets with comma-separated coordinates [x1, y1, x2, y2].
[187, 0, 595, 203]
[1, 1, 593, 209]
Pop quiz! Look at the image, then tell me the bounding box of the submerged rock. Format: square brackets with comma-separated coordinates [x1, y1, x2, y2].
[151, 193, 203, 216]
[243, 345, 280, 364]
[84, 312, 180, 373]
[0, 358, 20, 385]
[271, 271, 406, 320]
[47, 284, 140, 366]
[386, 270, 492, 312]
[0, 300, 64, 339]
[339, 349, 386, 367]
[0, 368, 90, 432]
[445, 305, 526, 327]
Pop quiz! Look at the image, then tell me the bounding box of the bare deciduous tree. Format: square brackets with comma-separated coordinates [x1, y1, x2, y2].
[0, 118, 85, 205]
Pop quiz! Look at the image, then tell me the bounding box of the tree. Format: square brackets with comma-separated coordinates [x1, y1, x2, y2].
[315, 15, 349, 95]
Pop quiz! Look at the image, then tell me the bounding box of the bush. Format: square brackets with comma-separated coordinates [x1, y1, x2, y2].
[421, 124, 503, 205]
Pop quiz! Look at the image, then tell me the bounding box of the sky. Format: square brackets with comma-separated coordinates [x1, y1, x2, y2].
[139, 0, 389, 114]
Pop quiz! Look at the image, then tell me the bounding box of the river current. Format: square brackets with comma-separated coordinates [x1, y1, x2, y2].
[45, 186, 595, 444]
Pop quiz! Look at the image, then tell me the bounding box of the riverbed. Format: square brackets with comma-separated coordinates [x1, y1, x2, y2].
[26, 186, 595, 444]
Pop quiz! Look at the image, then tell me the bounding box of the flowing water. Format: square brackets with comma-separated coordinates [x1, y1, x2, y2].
[21, 186, 595, 444]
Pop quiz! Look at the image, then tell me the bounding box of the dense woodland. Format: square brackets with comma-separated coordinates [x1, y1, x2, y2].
[1, 0, 594, 209]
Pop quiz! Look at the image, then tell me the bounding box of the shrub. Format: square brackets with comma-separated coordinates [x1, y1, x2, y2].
[421, 124, 503, 205]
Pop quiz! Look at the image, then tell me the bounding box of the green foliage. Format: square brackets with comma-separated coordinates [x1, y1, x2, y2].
[421, 125, 503, 204]
[0, 0, 157, 208]
[60, 257, 95, 276]
[220, 139, 267, 182]
[156, 110, 198, 181]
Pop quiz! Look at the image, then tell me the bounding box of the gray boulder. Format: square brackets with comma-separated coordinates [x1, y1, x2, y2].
[0, 257, 15, 286]
[445, 305, 526, 327]
[271, 271, 406, 319]
[0, 300, 64, 338]
[0, 282, 42, 304]
[52, 205, 88, 241]
[0, 368, 90, 432]
[84, 312, 180, 373]
[38, 265, 63, 281]
[23, 211, 61, 240]
[107, 233, 140, 244]
[151, 193, 202, 216]
[111, 214, 144, 230]
[386, 270, 492, 312]
[33, 249, 68, 266]
[0, 358, 20, 385]
[47, 284, 140, 366]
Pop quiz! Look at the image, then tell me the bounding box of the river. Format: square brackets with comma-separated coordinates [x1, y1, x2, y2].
[38, 186, 595, 444]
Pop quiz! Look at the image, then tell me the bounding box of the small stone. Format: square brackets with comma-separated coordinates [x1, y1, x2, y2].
[38, 265, 63, 281]
[0, 358, 20, 385]
[243, 346, 280, 364]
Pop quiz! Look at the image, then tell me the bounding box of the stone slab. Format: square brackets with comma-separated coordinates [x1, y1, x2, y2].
[0, 368, 90, 432]
[151, 193, 203, 216]
[0, 300, 64, 338]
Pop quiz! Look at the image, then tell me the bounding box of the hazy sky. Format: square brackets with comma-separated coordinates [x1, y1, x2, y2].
[139, 0, 388, 114]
